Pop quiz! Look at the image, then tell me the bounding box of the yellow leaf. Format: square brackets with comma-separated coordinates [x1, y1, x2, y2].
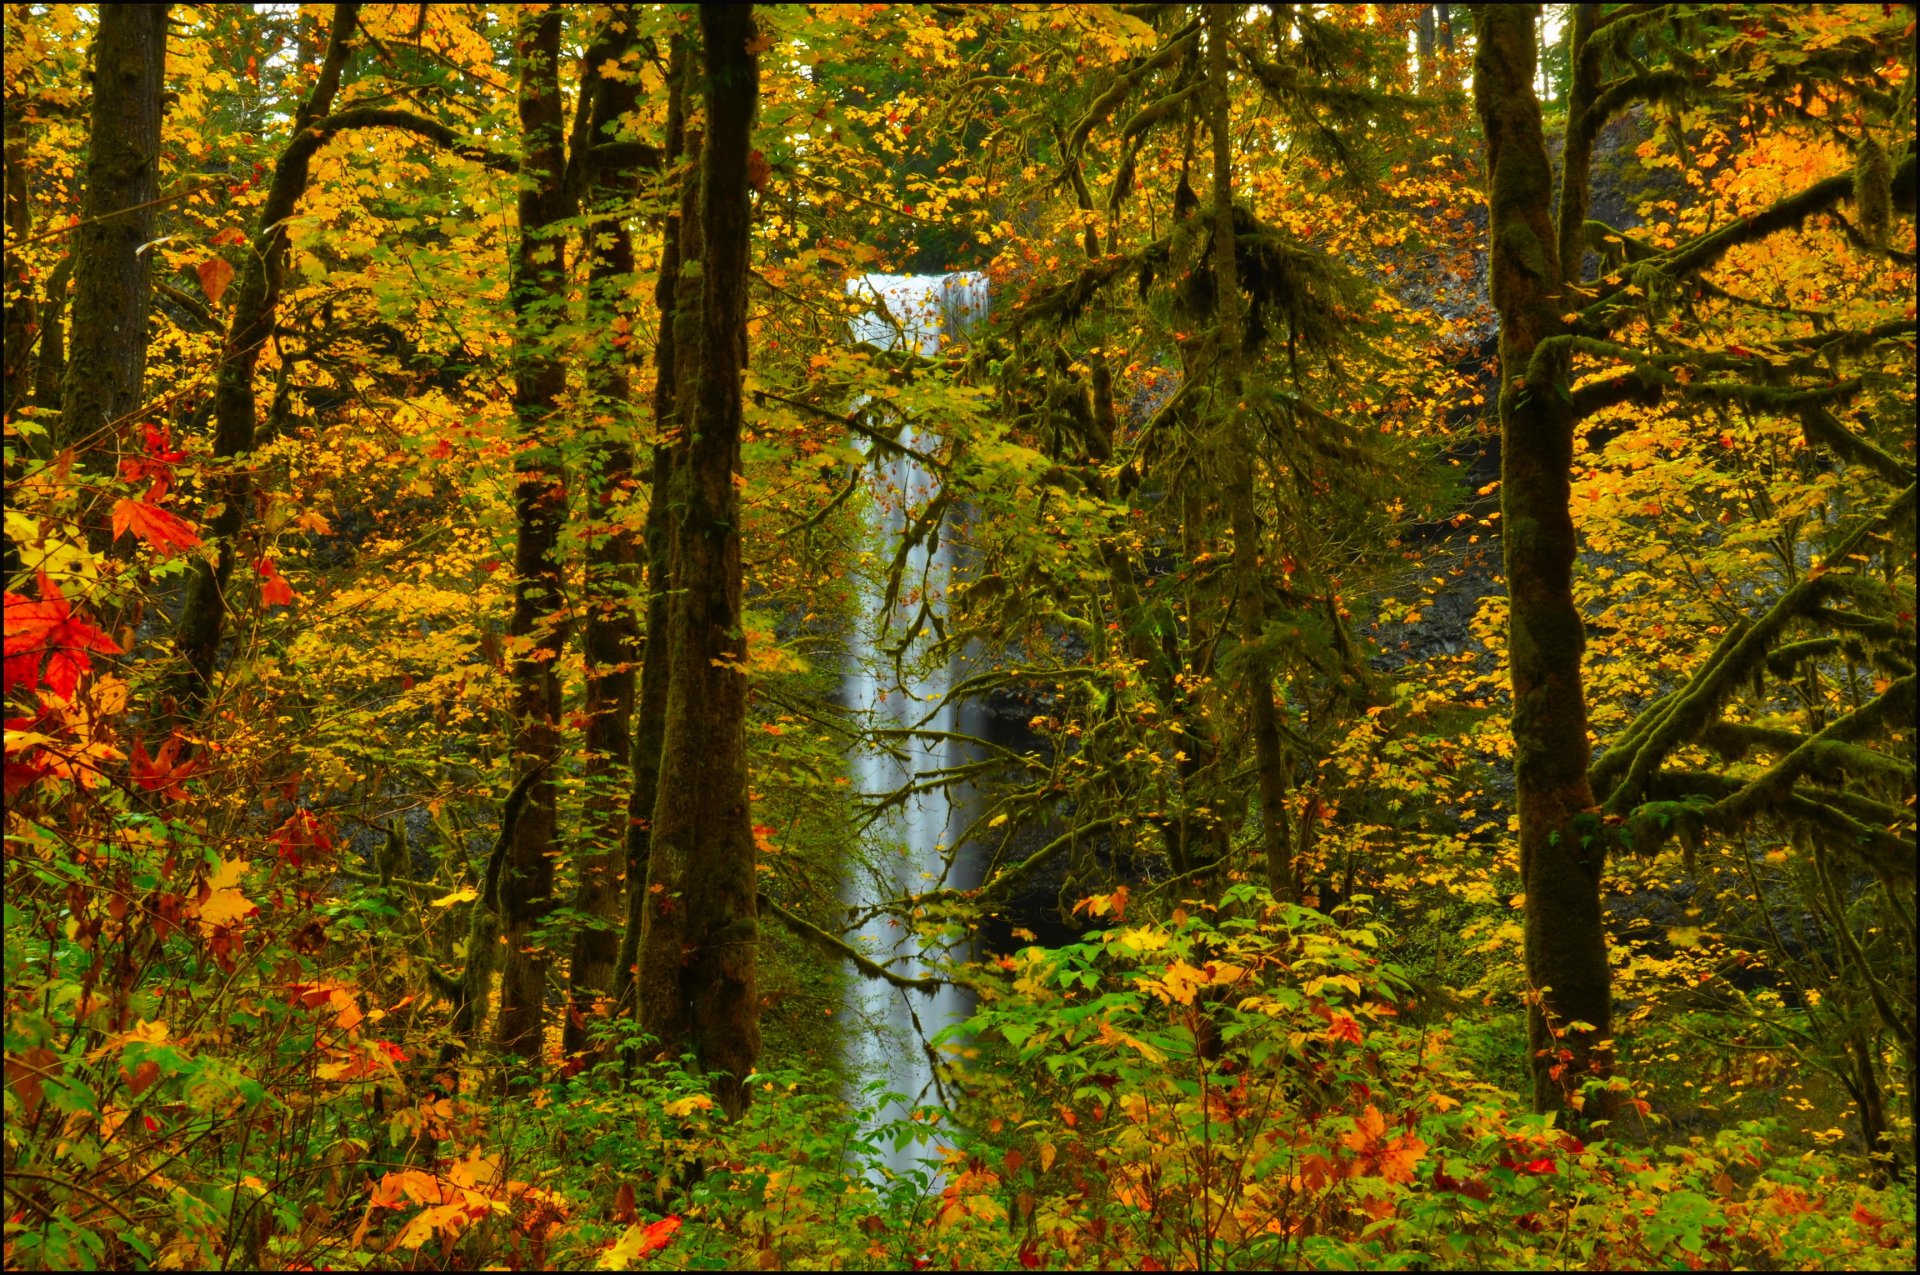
[197, 887, 254, 930]
[663, 1094, 714, 1117]
[431, 886, 480, 908]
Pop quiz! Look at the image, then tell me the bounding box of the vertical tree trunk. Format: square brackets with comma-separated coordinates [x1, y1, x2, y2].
[1472, 3, 1613, 1121]
[31, 257, 67, 413]
[493, 5, 571, 1074]
[1416, 5, 1436, 92]
[175, 2, 359, 706]
[640, 4, 761, 1116]
[635, 81, 705, 1067]
[60, 3, 166, 499]
[618, 33, 689, 1029]
[563, 6, 645, 1063]
[1205, 7, 1294, 904]
[4, 57, 37, 422]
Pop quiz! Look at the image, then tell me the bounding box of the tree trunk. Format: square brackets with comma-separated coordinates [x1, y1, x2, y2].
[640, 4, 761, 1116]
[60, 2, 166, 508]
[175, 1, 359, 707]
[1206, 7, 1294, 904]
[4, 60, 37, 423]
[563, 5, 646, 1064]
[493, 5, 571, 1075]
[1472, 3, 1613, 1122]
[31, 257, 67, 414]
[618, 34, 689, 1031]
[1416, 5, 1436, 93]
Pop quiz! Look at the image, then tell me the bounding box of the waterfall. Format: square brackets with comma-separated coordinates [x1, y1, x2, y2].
[842, 272, 987, 1179]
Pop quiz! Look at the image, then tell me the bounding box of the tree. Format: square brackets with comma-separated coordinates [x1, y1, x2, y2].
[636, 3, 762, 1115]
[172, 1, 505, 707]
[562, 3, 648, 1063]
[59, 3, 166, 519]
[492, 5, 571, 1072]
[1472, 0, 1913, 1119]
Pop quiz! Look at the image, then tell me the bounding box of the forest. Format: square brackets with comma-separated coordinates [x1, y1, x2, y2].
[1, 2, 1915, 1269]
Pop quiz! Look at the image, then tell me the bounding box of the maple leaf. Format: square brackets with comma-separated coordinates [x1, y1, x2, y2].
[111, 498, 202, 554]
[3, 576, 123, 699]
[131, 733, 206, 801]
[256, 557, 296, 606]
[197, 255, 235, 306]
[4, 713, 57, 799]
[662, 1094, 713, 1117]
[119, 423, 188, 500]
[597, 1217, 681, 1269]
[272, 809, 334, 866]
[196, 883, 257, 931]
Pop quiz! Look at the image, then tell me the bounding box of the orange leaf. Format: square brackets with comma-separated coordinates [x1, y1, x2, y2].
[112, 498, 202, 554]
[197, 256, 235, 306]
[131, 734, 206, 801]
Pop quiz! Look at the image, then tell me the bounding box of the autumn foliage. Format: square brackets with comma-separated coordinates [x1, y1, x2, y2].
[3, 3, 1914, 1271]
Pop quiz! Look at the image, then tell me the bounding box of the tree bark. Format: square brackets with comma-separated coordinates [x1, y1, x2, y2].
[60, 3, 166, 505]
[618, 33, 689, 1031]
[1472, 3, 1614, 1122]
[1416, 5, 1436, 93]
[563, 5, 646, 1063]
[1206, 7, 1294, 904]
[640, 4, 761, 1116]
[493, 5, 571, 1075]
[4, 48, 38, 423]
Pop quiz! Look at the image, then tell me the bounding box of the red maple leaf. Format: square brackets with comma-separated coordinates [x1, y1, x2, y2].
[272, 810, 334, 866]
[111, 498, 202, 554]
[3, 575, 122, 700]
[131, 734, 206, 801]
[256, 557, 296, 606]
[635, 1216, 681, 1256]
[119, 424, 188, 501]
[3, 712, 54, 799]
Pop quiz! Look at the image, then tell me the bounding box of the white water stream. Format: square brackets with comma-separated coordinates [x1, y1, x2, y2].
[841, 273, 988, 1179]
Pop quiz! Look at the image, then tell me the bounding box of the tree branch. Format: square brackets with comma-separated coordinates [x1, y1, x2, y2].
[756, 891, 942, 994]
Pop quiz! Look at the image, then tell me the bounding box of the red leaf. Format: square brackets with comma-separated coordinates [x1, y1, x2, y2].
[3, 577, 122, 699]
[636, 1216, 681, 1256]
[257, 557, 296, 607]
[131, 734, 206, 801]
[273, 810, 334, 867]
[210, 227, 248, 247]
[112, 499, 202, 554]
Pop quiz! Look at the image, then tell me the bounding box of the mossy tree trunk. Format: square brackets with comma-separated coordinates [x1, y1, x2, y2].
[617, 33, 690, 1030]
[1205, 6, 1294, 904]
[1472, 3, 1613, 1121]
[4, 27, 40, 424]
[639, 4, 761, 1117]
[493, 5, 571, 1075]
[60, 3, 166, 524]
[563, 5, 646, 1064]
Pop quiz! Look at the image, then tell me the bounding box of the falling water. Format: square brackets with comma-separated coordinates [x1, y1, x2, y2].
[841, 272, 988, 1179]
